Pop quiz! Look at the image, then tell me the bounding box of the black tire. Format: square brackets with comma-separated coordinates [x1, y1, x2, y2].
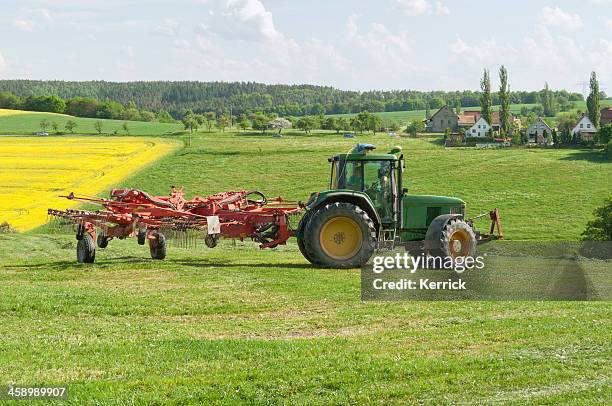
[149, 233, 167, 260]
[296, 210, 319, 265]
[302, 202, 376, 269]
[425, 217, 476, 259]
[77, 234, 96, 263]
[76, 224, 85, 241]
[137, 229, 146, 245]
[97, 232, 110, 248]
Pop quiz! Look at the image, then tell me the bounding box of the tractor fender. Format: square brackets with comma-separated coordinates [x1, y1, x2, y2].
[306, 191, 381, 231]
[424, 214, 463, 252]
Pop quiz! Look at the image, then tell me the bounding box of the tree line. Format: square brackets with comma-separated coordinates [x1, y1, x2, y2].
[0, 80, 585, 119]
[0, 92, 175, 123]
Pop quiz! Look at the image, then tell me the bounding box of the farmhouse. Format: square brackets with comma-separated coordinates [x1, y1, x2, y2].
[457, 110, 519, 134]
[525, 117, 553, 145]
[572, 114, 597, 142]
[465, 117, 491, 138]
[425, 105, 458, 132]
[600, 107, 612, 126]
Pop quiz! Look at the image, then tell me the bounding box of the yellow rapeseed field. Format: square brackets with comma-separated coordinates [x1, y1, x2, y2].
[0, 108, 69, 117]
[0, 136, 179, 231]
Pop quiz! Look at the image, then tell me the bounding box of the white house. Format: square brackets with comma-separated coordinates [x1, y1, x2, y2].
[526, 117, 553, 145]
[572, 114, 597, 142]
[465, 117, 491, 138]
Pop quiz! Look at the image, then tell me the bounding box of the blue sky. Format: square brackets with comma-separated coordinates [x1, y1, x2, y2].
[1, 0, 611, 92]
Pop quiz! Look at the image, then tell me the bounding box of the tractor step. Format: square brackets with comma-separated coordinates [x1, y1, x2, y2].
[376, 229, 398, 251]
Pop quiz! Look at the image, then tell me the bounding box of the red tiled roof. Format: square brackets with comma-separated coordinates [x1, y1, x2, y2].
[458, 110, 515, 126]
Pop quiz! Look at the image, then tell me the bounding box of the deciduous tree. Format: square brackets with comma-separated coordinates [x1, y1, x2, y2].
[64, 120, 77, 133]
[587, 71, 600, 129]
[499, 65, 511, 135]
[480, 68, 492, 126]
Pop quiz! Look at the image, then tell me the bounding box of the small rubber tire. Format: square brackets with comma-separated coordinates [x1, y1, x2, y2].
[97, 234, 110, 249]
[76, 224, 85, 241]
[149, 233, 167, 260]
[302, 202, 376, 269]
[77, 234, 96, 263]
[137, 229, 146, 245]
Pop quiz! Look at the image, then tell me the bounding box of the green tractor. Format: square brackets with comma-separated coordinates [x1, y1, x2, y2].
[297, 144, 501, 268]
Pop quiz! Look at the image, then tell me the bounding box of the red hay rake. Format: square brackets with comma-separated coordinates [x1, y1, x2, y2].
[48, 187, 303, 263]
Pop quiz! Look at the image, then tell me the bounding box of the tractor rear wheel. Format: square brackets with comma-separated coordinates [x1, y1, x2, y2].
[149, 233, 167, 260]
[425, 217, 476, 260]
[77, 234, 96, 263]
[302, 202, 376, 268]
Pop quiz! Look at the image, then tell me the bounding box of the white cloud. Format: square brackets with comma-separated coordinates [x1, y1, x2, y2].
[120, 45, 134, 59]
[451, 37, 517, 66]
[537, 6, 583, 29]
[598, 16, 612, 29]
[395, 0, 449, 16]
[153, 19, 179, 37]
[394, 0, 431, 15]
[23, 8, 52, 21]
[13, 19, 37, 32]
[224, 0, 281, 41]
[172, 38, 191, 50]
[591, 0, 612, 4]
[435, 2, 450, 16]
[0, 52, 7, 72]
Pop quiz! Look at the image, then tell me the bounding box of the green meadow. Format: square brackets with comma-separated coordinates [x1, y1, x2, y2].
[0, 130, 610, 403]
[0, 110, 181, 136]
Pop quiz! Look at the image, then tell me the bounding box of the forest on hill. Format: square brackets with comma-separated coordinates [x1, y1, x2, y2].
[0, 80, 584, 118]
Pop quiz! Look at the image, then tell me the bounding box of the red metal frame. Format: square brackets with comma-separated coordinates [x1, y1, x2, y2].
[48, 187, 303, 248]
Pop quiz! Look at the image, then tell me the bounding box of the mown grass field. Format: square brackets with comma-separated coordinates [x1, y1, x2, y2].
[0, 109, 182, 136]
[0, 131, 610, 404]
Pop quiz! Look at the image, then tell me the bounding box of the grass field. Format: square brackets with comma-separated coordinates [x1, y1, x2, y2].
[0, 131, 610, 403]
[0, 137, 179, 231]
[0, 109, 182, 136]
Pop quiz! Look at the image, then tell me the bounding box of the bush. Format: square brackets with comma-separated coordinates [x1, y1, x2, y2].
[0, 221, 16, 234]
[581, 197, 612, 241]
[464, 136, 493, 144]
[605, 141, 612, 160]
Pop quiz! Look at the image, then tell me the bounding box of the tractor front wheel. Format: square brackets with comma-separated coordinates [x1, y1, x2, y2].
[149, 233, 167, 260]
[425, 217, 476, 260]
[302, 202, 376, 268]
[77, 234, 96, 263]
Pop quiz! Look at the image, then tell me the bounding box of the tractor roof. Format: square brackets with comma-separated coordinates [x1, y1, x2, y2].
[332, 143, 399, 161]
[333, 152, 398, 161]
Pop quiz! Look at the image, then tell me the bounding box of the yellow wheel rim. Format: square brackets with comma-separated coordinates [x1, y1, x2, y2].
[449, 229, 470, 257]
[319, 216, 363, 260]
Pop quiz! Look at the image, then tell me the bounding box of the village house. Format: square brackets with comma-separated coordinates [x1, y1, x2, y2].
[457, 110, 519, 134]
[525, 117, 553, 145]
[425, 105, 458, 132]
[572, 114, 597, 142]
[465, 117, 491, 138]
[427, 106, 520, 136]
[600, 107, 612, 126]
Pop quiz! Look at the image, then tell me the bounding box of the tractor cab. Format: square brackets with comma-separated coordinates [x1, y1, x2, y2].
[328, 144, 402, 228]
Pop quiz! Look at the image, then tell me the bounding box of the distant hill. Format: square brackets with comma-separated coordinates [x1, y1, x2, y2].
[0, 80, 583, 118]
